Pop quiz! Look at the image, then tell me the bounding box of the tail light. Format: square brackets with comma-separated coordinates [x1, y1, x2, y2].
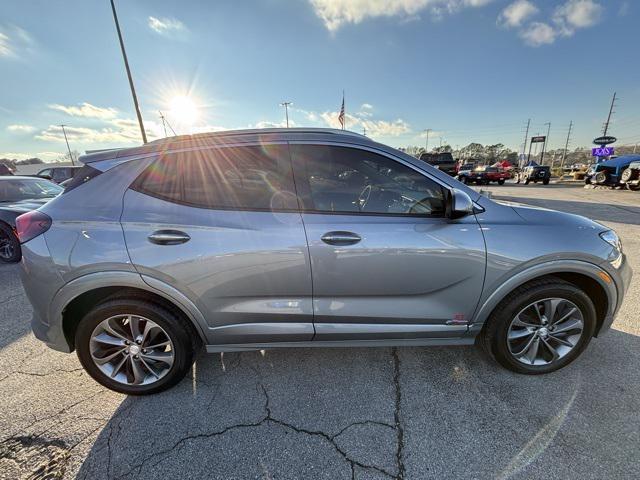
[15, 211, 52, 244]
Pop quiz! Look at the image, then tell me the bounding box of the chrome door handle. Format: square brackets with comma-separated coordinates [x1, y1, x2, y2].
[148, 230, 191, 245]
[321, 231, 362, 246]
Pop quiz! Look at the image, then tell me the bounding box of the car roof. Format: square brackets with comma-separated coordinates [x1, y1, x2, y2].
[78, 128, 372, 164]
[0, 175, 56, 181]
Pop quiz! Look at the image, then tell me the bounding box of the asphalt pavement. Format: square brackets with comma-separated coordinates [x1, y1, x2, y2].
[1, 183, 639, 479]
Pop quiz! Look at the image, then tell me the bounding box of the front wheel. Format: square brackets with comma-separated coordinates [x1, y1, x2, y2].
[480, 278, 596, 374]
[498, 179, 505, 185]
[75, 298, 199, 395]
[543, 178, 550, 185]
[524, 177, 530, 185]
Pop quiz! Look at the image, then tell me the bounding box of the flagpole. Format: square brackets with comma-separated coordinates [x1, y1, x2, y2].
[342, 90, 345, 130]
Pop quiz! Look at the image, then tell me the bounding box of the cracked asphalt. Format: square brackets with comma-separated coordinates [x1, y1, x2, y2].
[1, 183, 639, 479]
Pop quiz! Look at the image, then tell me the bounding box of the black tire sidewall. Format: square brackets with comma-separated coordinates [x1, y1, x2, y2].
[487, 282, 596, 374]
[0, 223, 21, 263]
[75, 299, 195, 395]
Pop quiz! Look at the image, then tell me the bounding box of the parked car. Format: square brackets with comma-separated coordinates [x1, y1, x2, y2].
[585, 155, 640, 187]
[620, 161, 640, 191]
[516, 165, 551, 185]
[17, 128, 631, 395]
[417, 152, 457, 176]
[36, 166, 82, 184]
[456, 162, 475, 174]
[0, 176, 63, 262]
[457, 166, 487, 185]
[482, 166, 510, 185]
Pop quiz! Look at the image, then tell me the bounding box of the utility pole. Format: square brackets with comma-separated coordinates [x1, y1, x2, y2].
[59, 124, 75, 166]
[540, 122, 551, 165]
[560, 120, 573, 169]
[280, 101, 292, 128]
[159, 111, 168, 137]
[110, 0, 147, 144]
[521, 119, 530, 168]
[362, 126, 366, 136]
[158, 111, 176, 137]
[423, 128, 432, 152]
[439, 136, 443, 148]
[602, 92, 617, 136]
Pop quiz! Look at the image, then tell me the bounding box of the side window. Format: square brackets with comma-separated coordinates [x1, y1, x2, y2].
[132, 144, 297, 211]
[38, 169, 52, 178]
[52, 169, 68, 182]
[291, 145, 446, 216]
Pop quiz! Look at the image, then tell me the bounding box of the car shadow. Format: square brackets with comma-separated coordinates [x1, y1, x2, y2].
[493, 194, 640, 226]
[76, 328, 640, 479]
[0, 264, 32, 350]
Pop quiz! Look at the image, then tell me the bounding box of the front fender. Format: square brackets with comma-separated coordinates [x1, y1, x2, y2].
[46, 271, 209, 352]
[467, 260, 617, 335]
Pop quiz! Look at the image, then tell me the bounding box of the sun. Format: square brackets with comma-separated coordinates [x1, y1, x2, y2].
[168, 95, 199, 126]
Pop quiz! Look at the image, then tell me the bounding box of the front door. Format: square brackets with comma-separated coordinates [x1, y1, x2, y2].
[121, 143, 313, 345]
[289, 144, 486, 340]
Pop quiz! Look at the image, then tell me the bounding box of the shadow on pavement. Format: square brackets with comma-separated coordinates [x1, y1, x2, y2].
[77, 328, 640, 480]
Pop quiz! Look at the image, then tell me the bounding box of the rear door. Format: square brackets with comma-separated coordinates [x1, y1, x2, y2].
[290, 143, 486, 341]
[121, 143, 313, 345]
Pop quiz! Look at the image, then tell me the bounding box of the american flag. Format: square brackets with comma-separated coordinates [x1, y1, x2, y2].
[338, 92, 345, 129]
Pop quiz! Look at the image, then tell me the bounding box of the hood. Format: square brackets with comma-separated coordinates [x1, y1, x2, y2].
[597, 155, 640, 168]
[506, 202, 605, 232]
[0, 198, 51, 214]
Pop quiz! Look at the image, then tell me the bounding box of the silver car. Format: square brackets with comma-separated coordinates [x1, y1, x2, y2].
[17, 129, 632, 395]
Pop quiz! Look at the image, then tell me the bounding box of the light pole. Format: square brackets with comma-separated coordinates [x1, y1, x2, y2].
[59, 124, 75, 166]
[540, 122, 551, 165]
[280, 101, 292, 128]
[110, 0, 147, 144]
[423, 128, 432, 152]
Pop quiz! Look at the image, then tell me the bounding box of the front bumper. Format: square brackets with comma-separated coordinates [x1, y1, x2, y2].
[598, 252, 633, 335]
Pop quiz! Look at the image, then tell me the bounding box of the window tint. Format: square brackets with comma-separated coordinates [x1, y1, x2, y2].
[133, 144, 297, 211]
[292, 145, 446, 216]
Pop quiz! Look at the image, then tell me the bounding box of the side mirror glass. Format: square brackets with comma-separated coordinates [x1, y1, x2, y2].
[447, 188, 474, 219]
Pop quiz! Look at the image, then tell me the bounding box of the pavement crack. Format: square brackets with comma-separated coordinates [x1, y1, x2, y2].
[392, 347, 406, 480]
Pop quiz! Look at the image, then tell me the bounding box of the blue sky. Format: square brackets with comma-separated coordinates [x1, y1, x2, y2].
[1, 0, 639, 161]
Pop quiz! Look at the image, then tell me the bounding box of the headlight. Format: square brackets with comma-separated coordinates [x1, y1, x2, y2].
[600, 230, 622, 252]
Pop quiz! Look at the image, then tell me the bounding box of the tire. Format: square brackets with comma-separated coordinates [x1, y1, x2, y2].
[515, 175, 521, 184]
[620, 168, 634, 183]
[585, 177, 592, 185]
[0, 223, 21, 263]
[75, 298, 199, 395]
[460, 176, 468, 184]
[594, 171, 608, 185]
[498, 179, 505, 185]
[543, 178, 550, 185]
[479, 277, 596, 374]
[627, 183, 640, 191]
[524, 177, 530, 185]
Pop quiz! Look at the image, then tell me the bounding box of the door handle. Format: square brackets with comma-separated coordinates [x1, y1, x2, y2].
[321, 231, 362, 246]
[148, 230, 191, 245]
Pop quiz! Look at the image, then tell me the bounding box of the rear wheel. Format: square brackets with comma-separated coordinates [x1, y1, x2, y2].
[498, 179, 505, 185]
[594, 171, 608, 185]
[543, 178, 550, 185]
[75, 298, 198, 395]
[0, 223, 21, 263]
[480, 278, 596, 374]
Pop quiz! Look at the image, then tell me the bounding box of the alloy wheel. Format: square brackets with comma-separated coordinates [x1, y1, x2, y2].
[89, 314, 175, 386]
[507, 298, 584, 366]
[0, 233, 15, 260]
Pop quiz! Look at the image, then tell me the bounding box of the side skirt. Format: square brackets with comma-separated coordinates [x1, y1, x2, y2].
[205, 337, 475, 353]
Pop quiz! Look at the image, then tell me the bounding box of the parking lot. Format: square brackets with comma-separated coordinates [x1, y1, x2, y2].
[1, 183, 639, 480]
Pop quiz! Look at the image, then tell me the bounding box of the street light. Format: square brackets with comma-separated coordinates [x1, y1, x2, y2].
[59, 124, 75, 166]
[280, 101, 292, 128]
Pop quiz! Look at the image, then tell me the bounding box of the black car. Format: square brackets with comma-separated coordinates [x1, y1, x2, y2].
[516, 165, 551, 185]
[417, 152, 457, 176]
[36, 166, 82, 184]
[457, 166, 488, 185]
[620, 161, 640, 191]
[0, 176, 63, 262]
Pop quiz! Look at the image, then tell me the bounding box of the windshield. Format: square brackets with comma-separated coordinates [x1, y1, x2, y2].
[0, 178, 63, 202]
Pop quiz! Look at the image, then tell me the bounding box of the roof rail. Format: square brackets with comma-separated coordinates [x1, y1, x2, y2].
[147, 127, 367, 145]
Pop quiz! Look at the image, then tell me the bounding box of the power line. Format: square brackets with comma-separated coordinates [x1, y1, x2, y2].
[158, 111, 176, 137]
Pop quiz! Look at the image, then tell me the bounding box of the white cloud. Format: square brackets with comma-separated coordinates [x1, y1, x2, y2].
[498, 0, 538, 28]
[7, 124, 36, 133]
[49, 102, 118, 120]
[519, 21, 556, 46]
[309, 0, 494, 31]
[553, 0, 602, 36]
[0, 25, 34, 59]
[148, 16, 186, 35]
[320, 110, 410, 137]
[361, 103, 374, 110]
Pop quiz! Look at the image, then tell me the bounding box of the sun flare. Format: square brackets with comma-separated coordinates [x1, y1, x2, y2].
[168, 95, 199, 126]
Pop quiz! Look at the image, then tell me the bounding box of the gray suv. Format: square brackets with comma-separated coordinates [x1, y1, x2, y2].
[17, 129, 631, 394]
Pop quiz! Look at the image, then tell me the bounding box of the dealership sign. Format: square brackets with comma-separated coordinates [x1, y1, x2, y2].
[530, 136, 546, 143]
[592, 147, 614, 157]
[593, 136, 617, 146]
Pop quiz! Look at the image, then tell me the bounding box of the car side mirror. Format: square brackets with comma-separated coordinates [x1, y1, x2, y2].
[447, 188, 474, 219]
[38, 174, 52, 180]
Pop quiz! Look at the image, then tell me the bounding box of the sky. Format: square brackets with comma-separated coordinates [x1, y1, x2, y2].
[1, 0, 639, 162]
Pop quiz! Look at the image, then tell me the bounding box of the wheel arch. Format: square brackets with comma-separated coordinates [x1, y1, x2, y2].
[469, 261, 615, 338]
[52, 272, 209, 352]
